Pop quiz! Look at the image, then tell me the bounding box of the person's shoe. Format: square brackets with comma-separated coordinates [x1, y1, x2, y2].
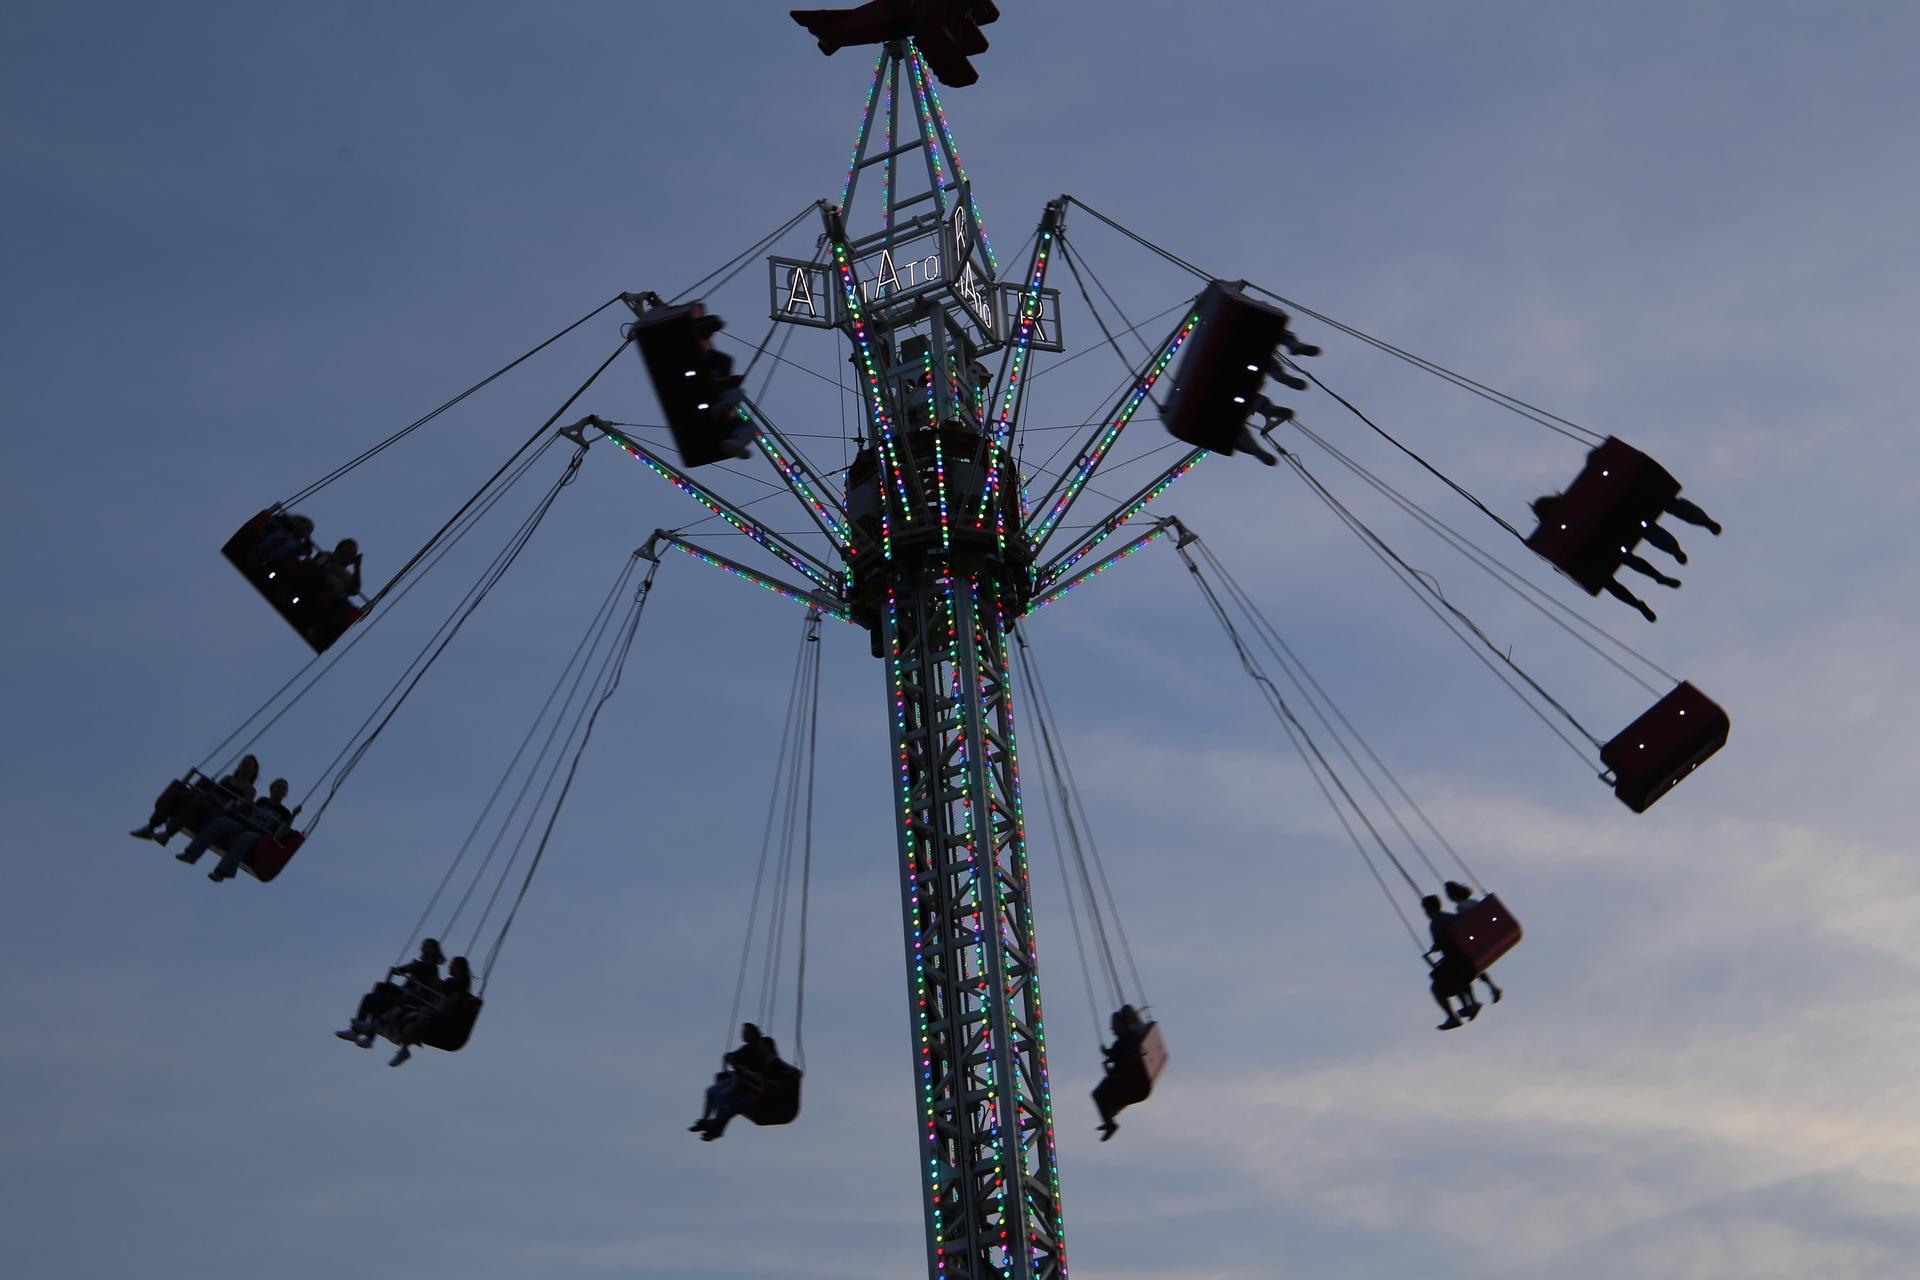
[689, 1121, 708, 1133]
[389, 1047, 411, 1067]
[700, 1128, 721, 1142]
[335, 1029, 360, 1042]
[1437, 1017, 1464, 1030]
[175, 851, 196, 863]
[1672, 549, 1688, 565]
[130, 827, 156, 841]
[1098, 1121, 1118, 1142]
[1489, 987, 1503, 1004]
[1637, 603, 1657, 623]
[1463, 1002, 1482, 1021]
[1656, 573, 1681, 589]
[357, 1035, 374, 1049]
[1706, 520, 1722, 536]
[153, 833, 173, 847]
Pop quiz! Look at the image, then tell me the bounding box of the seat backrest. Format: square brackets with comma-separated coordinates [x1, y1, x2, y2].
[1449, 895, 1522, 972]
[1525, 438, 1680, 592]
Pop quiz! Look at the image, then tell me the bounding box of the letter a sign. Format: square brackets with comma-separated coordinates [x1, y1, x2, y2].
[767, 258, 836, 328]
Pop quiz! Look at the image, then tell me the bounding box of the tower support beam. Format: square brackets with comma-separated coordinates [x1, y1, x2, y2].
[884, 567, 1065, 1280]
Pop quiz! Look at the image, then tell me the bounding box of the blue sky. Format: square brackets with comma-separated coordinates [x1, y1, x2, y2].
[4, 3, 1917, 1277]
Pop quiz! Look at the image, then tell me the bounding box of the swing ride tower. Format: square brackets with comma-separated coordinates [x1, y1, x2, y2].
[824, 45, 1066, 1280]
[172, 15, 1733, 1280]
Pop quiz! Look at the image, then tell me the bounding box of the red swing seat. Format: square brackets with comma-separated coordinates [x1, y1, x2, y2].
[1445, 895, 1523, 973]
[153, 775, 305, 882]
[1601, 681, 1730, 813]
[1524, 437, 1681, 595]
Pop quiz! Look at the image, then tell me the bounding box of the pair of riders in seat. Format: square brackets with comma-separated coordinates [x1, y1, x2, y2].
[336, 939, 475, 1067]
[129, 755, 299, 881]
[1425, 881, 1504, 1030]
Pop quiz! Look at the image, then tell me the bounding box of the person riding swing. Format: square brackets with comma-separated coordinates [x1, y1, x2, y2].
[690, 1023, 798, 1140]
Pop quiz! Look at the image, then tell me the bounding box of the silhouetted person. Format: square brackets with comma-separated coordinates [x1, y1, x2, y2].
[1093, 1004, 1150, 1141]
[1424, 894, 1480, 1030]
[1444, 880, 1503, 1005]
[132, 756, 258, 846]
[180, 778, 297, 882]
[338, 939, 445, 1050]
[691, 1023, 782, 1141]
[384, 955, 474, 1068]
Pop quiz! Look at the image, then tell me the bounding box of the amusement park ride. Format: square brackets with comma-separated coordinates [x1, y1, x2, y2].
[136, 7, 1732, 1280]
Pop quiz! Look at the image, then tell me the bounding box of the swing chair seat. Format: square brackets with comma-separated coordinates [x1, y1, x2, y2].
[739, 1061, 804, 1126]
[377, 992, 483, 1054]
[1601, 681, 1729, 813]
[222, 508, 365, 653]
[1524, 437, 1681, 595]
[1093, 1021, 1166, 1113]
[1444, 895, 1522, 973]
[153, 776, 304, 882]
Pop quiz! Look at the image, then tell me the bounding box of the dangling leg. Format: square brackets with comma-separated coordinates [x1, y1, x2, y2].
[1432, 982, 1464, 1030]
[1638, 521, 1686, 564]
[1620, 554, 1681, 589]
[1479, 972, 1503, 1003]
[1664, 497, 1721, 536]
[208, 831, 260, 882]
[1601, 579, 1657, 623]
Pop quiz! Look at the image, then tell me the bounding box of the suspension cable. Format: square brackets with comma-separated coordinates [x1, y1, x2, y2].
[280, 295, 626, 508]
[1060, 196, 1609, 448]
[668, 201, 821, 305]
[458, 552, 640, 955]
[1012, 630, 1123, 1010]
[1283, 416, 1674, 691]
[397, 551, 636, 965]
[1247, 284, 1606, 447]
[298, 444, 587, 834]
[1015, 628, 1148, 1007]
[1293, 363, 1527, 543]
[1175, 537, 1426, 949]
[1193, 539, 1483, 891]
[200, 436, 564, 776]
[478, 556, 662, 987]
[365, 336, 629, 611]
[1278, 450, 1606, 762]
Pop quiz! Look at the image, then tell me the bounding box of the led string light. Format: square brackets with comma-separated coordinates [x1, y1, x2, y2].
[1024, 524, 1174, 617]
[752, 424, 855, 551]
[925, 350, 951, 551]
[605, 433, 835, 590]
[973, 227, 1054, 533]
[902, 44, 952, 222]
[887, 588, 946, 1268]
[831, 236, 915, 560]
[994, 591, 1066, 1274]
[908, 43, 997, 272]
[840, 48, 890, 214]
[664, 540, 852, 622]
[1039, 451, 1207, 589]
[1028, 314, 1200, 549]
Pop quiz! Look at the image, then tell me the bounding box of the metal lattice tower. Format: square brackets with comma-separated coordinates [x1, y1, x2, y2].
[605, 39, 1214, 1280]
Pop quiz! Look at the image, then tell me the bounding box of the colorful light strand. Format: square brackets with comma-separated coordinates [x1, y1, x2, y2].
[994, 589, 1066, 1274]
[605, 431, 836, 590]
[1024, 525, 1173, 617]
[665, 540, 852, 622]
[1028, 313, 1200, 549]
[1039, 449, 1207, 589]
[907, 43, 996, 273]
[839, 48, 889, 214]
